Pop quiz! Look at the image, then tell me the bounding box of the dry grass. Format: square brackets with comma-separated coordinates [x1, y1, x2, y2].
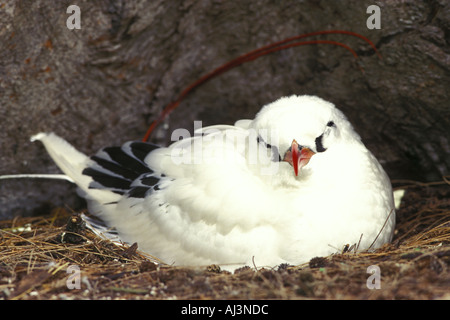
[1, 179, 449, 300]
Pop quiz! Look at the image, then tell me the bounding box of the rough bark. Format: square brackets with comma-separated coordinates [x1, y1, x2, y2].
[1, 0, 449, 218]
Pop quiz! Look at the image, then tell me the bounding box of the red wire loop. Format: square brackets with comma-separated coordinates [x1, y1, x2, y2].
[142, 30, 380, 142]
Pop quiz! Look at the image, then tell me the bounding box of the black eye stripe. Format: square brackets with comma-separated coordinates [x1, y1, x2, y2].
[314, 120, 335, 152]
[315, 134, 327, 153]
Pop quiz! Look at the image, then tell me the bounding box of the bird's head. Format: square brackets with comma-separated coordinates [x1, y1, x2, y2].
[250, 95, 359, 176]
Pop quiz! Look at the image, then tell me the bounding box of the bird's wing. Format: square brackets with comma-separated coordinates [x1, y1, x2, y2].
[32, 129, 287, 268]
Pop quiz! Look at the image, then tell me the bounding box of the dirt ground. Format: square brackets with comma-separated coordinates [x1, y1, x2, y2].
[1, 179, 449, 300]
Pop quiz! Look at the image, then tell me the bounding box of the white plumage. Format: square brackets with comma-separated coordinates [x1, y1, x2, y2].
[32, 95, 395, 270]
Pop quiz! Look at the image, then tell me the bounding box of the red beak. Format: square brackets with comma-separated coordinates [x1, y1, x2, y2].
[283, 140, 315, 176]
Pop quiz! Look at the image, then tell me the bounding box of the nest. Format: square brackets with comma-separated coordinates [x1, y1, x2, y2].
[1, 178, 449, 300]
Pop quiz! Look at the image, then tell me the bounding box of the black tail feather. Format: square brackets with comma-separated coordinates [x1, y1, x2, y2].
[83, 141, 163, 198]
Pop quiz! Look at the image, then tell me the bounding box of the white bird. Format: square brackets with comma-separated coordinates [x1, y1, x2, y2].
[32, 95, 395, 270]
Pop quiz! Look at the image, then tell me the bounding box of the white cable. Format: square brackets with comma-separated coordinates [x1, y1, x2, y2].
[0, 174, 74, 183]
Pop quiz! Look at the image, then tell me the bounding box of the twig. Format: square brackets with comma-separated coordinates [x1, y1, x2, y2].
[367, 208, 395, 252]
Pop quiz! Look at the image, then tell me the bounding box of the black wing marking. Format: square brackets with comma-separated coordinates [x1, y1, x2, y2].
[128, 141, 158, 162]
[82, 167, 132, 194]
[83, 141, 165, 198]
[127, 186, 150, 198]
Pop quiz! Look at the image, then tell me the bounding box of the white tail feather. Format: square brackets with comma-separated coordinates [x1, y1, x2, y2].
[30, 132, 121, 205]
[31, 132, 91, 189]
